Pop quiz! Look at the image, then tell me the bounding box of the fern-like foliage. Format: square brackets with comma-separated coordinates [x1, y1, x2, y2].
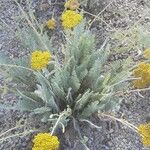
[111, 23, 150, 53]
[0, 20, 132, 131]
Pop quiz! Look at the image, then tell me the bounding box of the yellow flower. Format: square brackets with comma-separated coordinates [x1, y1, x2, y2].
[133, 62, 150, 88]
[47, 18, 56, 29]
[138, 123, 150, 147]
[144, 49, 150, 59]
[32, 133, 60, 150]
[65, 0, 80, 10]
[31, 50, 51, 70]
[61, 10, 83, 29]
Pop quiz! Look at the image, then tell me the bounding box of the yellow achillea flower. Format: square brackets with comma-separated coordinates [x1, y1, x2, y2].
[32, 133, 60, 150]
[133, 62, 150, 88]
[47, 18, 56, 29]
[31, 50, 51, 70]
[138, 123, 150, 147]
[144, 49, 150, 59]
[61, 10, 83, 29]
[65, 0, 80, 10]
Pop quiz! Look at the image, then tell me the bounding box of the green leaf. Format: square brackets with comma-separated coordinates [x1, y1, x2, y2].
[0, 53, 12, 64]
[33, 107, 51, 114]
[34, 72, 59, 112]
[17, 90, 43, 111]
[52, 82, 66, 100]
[74, 90, 93, 111]
[80, 101, 99, 118]
[70, 70, 81, 92]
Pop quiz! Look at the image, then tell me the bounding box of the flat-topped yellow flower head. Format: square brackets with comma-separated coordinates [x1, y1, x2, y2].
[32, 133, 60, 150]
[65, 0, 80, 10]
[47, 18, 56, 29]
[144, 49, 150, 59]
[31, 50, 51, 70]
[138, 123, 150, 147]
[61, 10, 83, 29]
[133, 62, 150, 88]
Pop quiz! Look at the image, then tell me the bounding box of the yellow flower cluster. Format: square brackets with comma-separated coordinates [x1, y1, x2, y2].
[31, 50, 51, 70]
[32, 133, 60, 150]
[47, 18, 56, 29]
[138, 123, 150, 147]
[65, 0, 80, 10]
[133, 62, 150, 88]
[61, 10, 83, 29]
[144, 49, 150, 59]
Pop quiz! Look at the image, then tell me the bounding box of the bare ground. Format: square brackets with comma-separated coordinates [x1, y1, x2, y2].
[0, 0, 150, 149]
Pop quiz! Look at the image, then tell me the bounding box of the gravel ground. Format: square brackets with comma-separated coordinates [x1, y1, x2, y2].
[0, 0, 150, 150]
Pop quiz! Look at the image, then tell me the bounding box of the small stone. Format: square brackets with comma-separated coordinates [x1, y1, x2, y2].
[109, 129, 114, 133]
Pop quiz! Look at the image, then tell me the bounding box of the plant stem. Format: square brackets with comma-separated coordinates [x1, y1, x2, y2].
[87, 0, 114, 29]
[0, 18, 16, 34]
[0, 129, 39, 142]
[14, 0, 49, 50]
[128, 87, 150, 93]
[0, 125, 25, 138]
[99, 113, 138, 132]
[80, 119, 102, 129]
[113, 87, 150, 96]
[51, 113, 65, 135]
[109, 77, 137, 88]
[0, 64, 33, 72]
